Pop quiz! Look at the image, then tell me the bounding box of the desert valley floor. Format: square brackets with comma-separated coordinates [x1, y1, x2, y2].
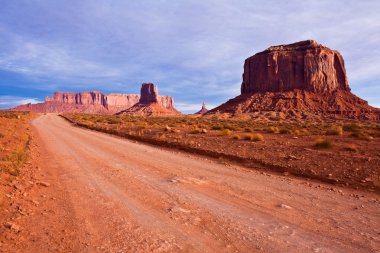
[1, 114, 379, 253]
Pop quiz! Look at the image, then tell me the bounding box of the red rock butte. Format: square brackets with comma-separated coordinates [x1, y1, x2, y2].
[195, 102, 209, 115]
[116, 83, 180, 116]
[210, 40, 380, 120]
[12, 84, 178, 115]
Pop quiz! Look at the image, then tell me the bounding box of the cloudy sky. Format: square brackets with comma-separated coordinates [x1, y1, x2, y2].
[0, 0, 379, 113]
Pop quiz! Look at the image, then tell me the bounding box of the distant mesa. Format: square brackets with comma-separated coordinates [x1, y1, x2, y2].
[12, 83, 179, 115]
[116, 83, 180, 116]
[195, 102, 208, 115]
[209, 40, 380, 120]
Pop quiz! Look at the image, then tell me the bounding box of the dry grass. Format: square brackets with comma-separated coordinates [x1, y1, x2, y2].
[314, 138, 333, 149]
[344, 144, 358, 152]
[61, 113, 380, 190]
[326, 126, 343, 136]
[221, 129, 232, 136]
[0, 111, 32, 176]
[190, 129, 201, 134]
[244, 133, 264, 142]
[279, 128, 292, 134]
[266, 126, 279, 134]
[350, 132, 373, 141]
[252, 134, 264, 142]
[372, 175, 380, 188]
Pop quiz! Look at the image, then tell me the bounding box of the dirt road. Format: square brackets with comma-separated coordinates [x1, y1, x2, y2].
[4, 114, 380, 253]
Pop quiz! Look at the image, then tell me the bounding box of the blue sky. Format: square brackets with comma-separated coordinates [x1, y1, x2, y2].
[0, 0, 379, 113]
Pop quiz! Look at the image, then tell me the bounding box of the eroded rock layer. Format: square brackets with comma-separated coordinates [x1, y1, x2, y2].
[210, 40, 379, 120]
[117, 83, 180, 116]
[12, 88, 177, 115]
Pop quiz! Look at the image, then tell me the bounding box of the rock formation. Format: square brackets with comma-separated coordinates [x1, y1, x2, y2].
[209, 40, 380, 120]
[12, 84, 178, 115]
[106, 94, 140, 113]
[139, 83, 158, 103]
[195, 102, 209, 115]
[117, 83, 180, 116]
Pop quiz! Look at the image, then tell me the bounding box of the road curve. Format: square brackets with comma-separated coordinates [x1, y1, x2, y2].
[21, 114, 380, 252]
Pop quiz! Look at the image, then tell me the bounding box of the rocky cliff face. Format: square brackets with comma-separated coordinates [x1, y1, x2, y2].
[106, 94, 140, 113]
[139, 83, 159, 104]
[45, 91, 107, 106]
[12, 85, 178, 114]
[241, 40, 350, 94]
[210, 40, 379, 120]
[117, 83, 180, 116]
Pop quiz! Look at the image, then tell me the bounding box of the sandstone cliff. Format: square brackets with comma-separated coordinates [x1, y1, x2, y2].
[241, 40, 350, 94]
[209, 40, 379, 120]
[12, 85, 178, 114]
[117, 83, 180, 116]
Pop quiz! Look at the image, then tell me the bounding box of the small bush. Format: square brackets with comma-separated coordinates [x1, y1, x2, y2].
[344, 144, 358, 152]
[221, 129, 231, 136]
[350, 132, 373, 141]
[211, 125, 223, 130]
[232, 134, 241, 140]
[223, 124, 235, 131]
[252, 134, 264, 142]
[108, 118, 121, 124]
[279, 128, 292, 134]
[244, 128, 253, 133]
[244, 133, 264, 141]
[326, 126, 343, 136]
[293, 129, 301, 135]
[372, 175, 380, 188]
[343, 123, 361, 132]
[266, 126, 279, 133]
[0, 133, 4, 138]
[244, 133, 254, 140]
[314, 138, 332, 149]
[190, 129, 201, 134]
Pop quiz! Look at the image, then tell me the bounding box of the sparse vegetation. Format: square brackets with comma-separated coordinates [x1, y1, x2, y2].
[108, 118, 121, 124]
[221, 129, 232, 136]
[314, 138, 332, 149]
[350, 132, 373, 141]
[343, 123, 361, 132]
[243, 133, 264, 141]
[0, 111, 32, 176]
[62, 113, 380, 190]
[190, 129, 201, 134]
[266, 126, 279, 133]
[326, 126, 343, 136]
[252, 133, 264, 142]
[344, 144, 358, 152]
[279, 128, 292, 134]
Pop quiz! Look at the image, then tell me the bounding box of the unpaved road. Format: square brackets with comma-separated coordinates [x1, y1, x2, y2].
[4, 114, 380, 253]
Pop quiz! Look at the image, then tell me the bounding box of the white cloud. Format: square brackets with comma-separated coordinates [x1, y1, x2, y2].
[0, 0, 379, 107]
[0, 96, 43, 109]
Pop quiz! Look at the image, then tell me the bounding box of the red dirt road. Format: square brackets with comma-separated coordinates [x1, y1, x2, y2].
[4, 114, 380, 252]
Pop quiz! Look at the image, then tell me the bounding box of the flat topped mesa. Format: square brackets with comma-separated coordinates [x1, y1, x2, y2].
[263, 40, 323, 52]
[242, 39, 349, 94]
[208, 40, 379, 120]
